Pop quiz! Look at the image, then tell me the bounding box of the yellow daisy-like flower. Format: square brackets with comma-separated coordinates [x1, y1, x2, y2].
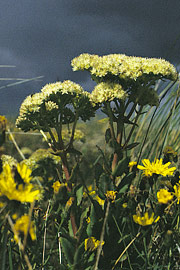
[173, 182, 180, 204]
[84, 237, 104, 251]
[16, 163, 32, 183]
[157, 189, 173, 204]
[0, 164, 40, 203]
[128, 161, 137, 168]
[95, 195, 105, 206]
[105, 191, 117, 203]
[65, 197, 74, 209]
[137, 158, 176, 177]
[122, 203, 128, 208]
[13, 214, 36, 243]
[86, 217, 91, 224]
[52, 181, 66, 194]
[133, 212, 160, 226]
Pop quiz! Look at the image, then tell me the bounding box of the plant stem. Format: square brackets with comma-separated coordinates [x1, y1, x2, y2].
[68, 112, 78, 149]
[42, 200, 51, 270]
[123, 105, 143, 149]
[1, 221, 8, 270]
[7, 128, 25, 160]
[94, 201, 110, 270]
[112, 231, 141, 270]
[7, 215, 32, 270]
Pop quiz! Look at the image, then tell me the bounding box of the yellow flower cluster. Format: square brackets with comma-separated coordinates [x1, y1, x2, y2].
[90, 82, 127, 104]
[1, 154, 18, 168]
[157, 189, 173, 204]
[13, 214, 36, 243]
[0, 163, 40, 203]
[16, 80, 95, 131]
[41, 80, 84, 97]
[45, 101, 58, 111]
[137, 158, 176, 177]
[19, 93, 45, 115]
[23, 149, 61, 170]
[84, 236, 104, 251]
[72, 53, 178, 81]
[62, 128, 85, 142]
[133, 212, 160, 226]
[105, 190, 117, 203]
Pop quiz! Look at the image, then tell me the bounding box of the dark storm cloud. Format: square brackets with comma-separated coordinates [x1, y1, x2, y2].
[0, 0, 180, 114]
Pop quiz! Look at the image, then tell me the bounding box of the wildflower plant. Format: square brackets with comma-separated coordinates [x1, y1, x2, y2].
[1, 53, 180, 270]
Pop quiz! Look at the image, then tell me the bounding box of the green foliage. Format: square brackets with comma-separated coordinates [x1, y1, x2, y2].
[1, 54, 180, 270]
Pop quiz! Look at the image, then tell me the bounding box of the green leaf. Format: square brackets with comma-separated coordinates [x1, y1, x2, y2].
[59, 265, 66, 270]
[69, 163, 79, 184]
[68, 219, 74, 238]
[94, 163, 104, 186]
[117, 172, 135, 193]
[125, 142, 139, 150]
[112, 156, 130, 177]
[118, 184, 129, 194]
[105, 128, 111, 143]
[76, 185, 84, 206]
[73, 242, 85, 269]
[67, 148, 82, 156]
[60, 236, 75, 266]
[87, 200, 103, 237]
[97, 173, 113, 199]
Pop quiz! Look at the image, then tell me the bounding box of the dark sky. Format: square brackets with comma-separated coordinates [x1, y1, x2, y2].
[1, 0, 180, 115]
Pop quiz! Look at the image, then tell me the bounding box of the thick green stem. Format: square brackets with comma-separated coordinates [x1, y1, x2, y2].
[126, 102, 137, 120]
[60, 152, 78, 237]
[68, 112, 78, 149]
[123, 105, 143, 149]
[111, 102, 125, 172]
[106, 102, 116, 141]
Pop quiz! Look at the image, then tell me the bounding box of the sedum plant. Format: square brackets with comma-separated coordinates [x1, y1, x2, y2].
[0, 54, 180, 269]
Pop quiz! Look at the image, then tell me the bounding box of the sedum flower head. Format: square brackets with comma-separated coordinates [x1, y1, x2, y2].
[72, 53, 178, 82]
[15, 92, 48, 132]
[41, 80, 84, 98]
[62, 128, 85, 142]
[157, 189, 173, 204]
[45, 101, 58, 111]
[90, 81, 127, 104]
[133, 212, 160, 226]
[16, 80, 96, 132]
[84, 237, 104, 251]
[13, 214, 36, 243]
[19, 93, 45, 115]
[137, 158, 176, 177]
[0, 164, 40, 203]
[173, 182, 180, 204]
[1, 154, 17, 168]
[24, 148, 61, 170]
